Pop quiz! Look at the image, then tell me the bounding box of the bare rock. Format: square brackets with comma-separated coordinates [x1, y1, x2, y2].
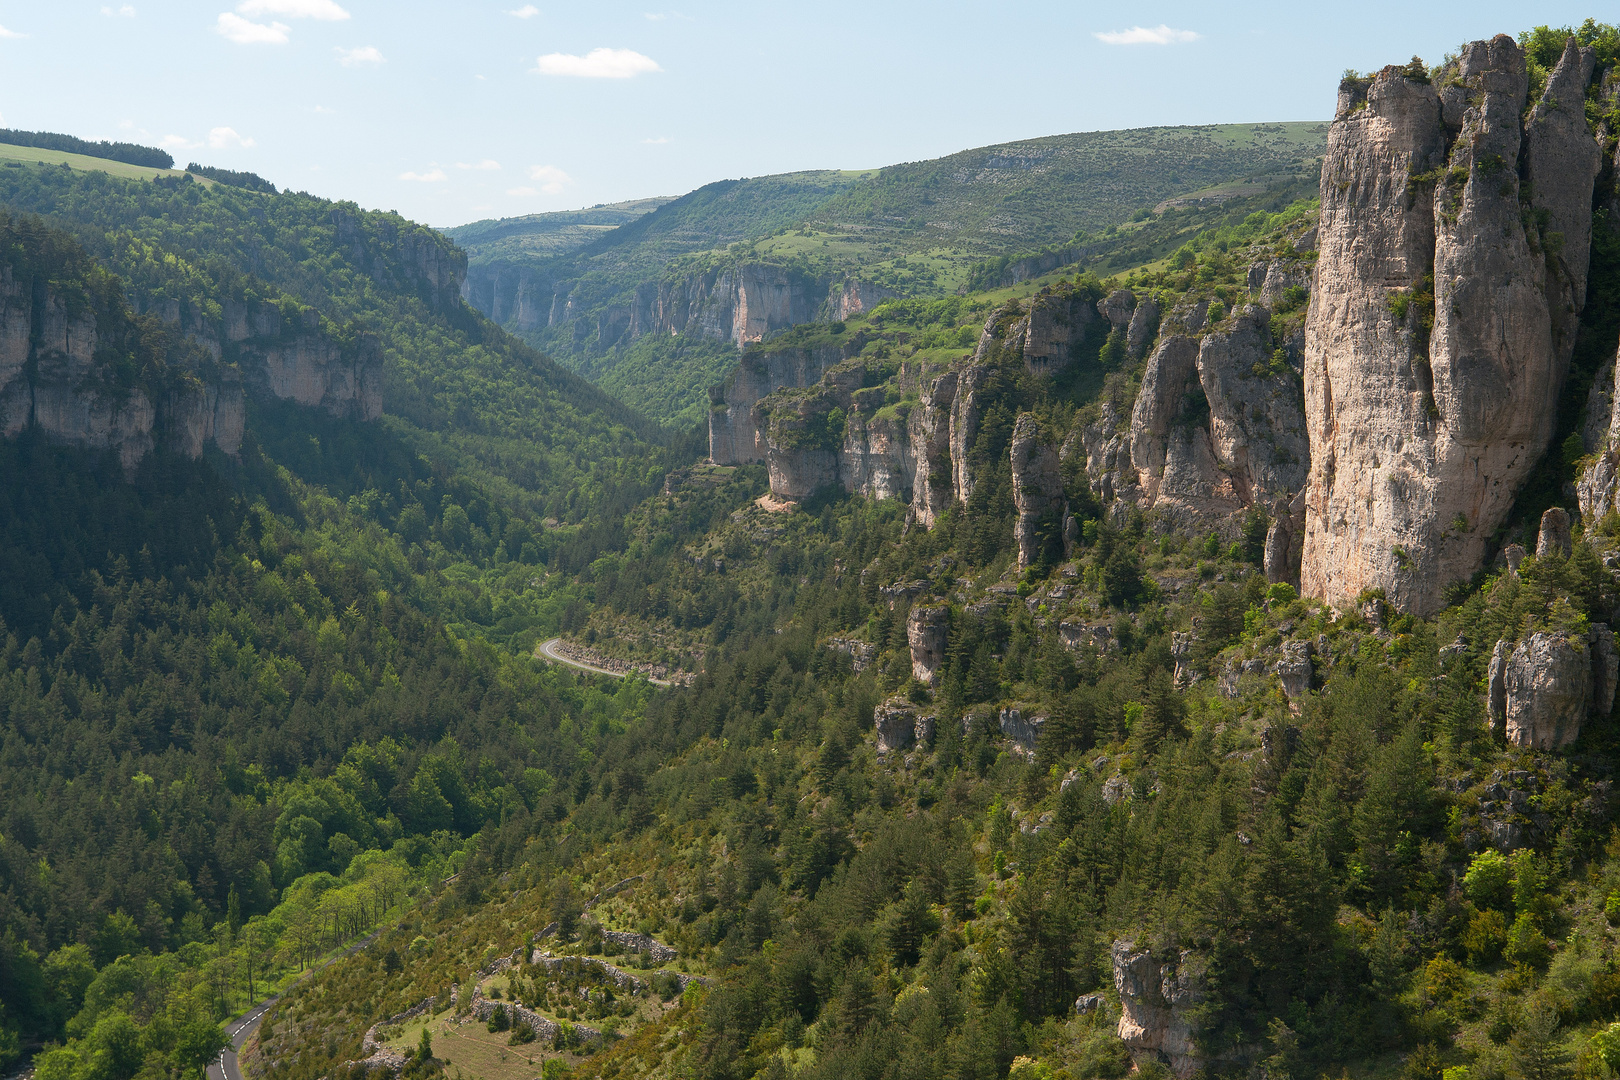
[1496, 629, 1615, 748]
[1127, 296, 1161, 359]
[1536, 508, 1572, 559]
[1022, 287, 1101, 376]
[998, 707, 1045, 756]
[1112, 941, 1204, 1076]
[1098, 289, 1136, 333]
[1011, 413, 1070, 569]
[709, 343, 843, 465]
[1275, 640, 1313, 701]
[1302, 39, 1599, 616]
[909, 369, 960, 528]
[874, 698, 918, 754]
[907, 604, 949, 685]
[1101, 774, 1133, 805]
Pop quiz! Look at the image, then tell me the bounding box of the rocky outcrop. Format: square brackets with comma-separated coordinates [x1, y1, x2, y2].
[1580, 346, 1620, 524]
[1537, 508, 1572, 559]
[1098, 289, 1135, 334]
[873, 698, 933, 754]
[710, 343, 844, 464]
[907, 605, 948, 685]
[1127, 309, 1307, 541]
[1302, 38, 1602, 616]
[1275, 640, 1313, 702]
[1010, 413, 1073, 569]
[1487, 626, 1619, 748]
[1020, 287, 1101, 376]
[1112, 941, 1206, 1076]
[909, 370, 959, 528]
[0, 264, 246, 474]
[1127, 297, 1161, 359]
[999, 707, 1044, 756]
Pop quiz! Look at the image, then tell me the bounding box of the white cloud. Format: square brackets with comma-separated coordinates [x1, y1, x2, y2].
[209, 126, 255, 148]
[0, 24, 27, 38]
[506, 186, 539, 196]
[160, 134, 201, 150]
[456, 160, 501, 171]
[525, 164, 571, 194]
[313, 105, 336, 113]
[236, 0, 348, 20]
[508, 5, 539, 16]
[335, 45, 384, 66]
[641, 136, 671, 144]
[216, 12, 289, 43]
[401, 168, 447, 182]
[534, 47, 660, 78]
[1093, 24, 1199, 45]
[101, 5, 137, 16]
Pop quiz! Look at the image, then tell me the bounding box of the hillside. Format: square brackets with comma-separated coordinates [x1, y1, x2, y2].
[9, 19, 1620, 1080]
[452, 123, 1325, 427]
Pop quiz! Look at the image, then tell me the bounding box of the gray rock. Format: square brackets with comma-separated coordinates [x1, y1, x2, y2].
[1302, 39, 1599, 616]
[1126, 296, 1161, 359]
[1098, 289, 1136, 334]
[999, 707, 1045, 756]
[907, 605, 949, 685]
[1537, 508, 1572, 559]
[1111, 941, 1206, 1076]
[1011, 413, 1070, 569]
[1275, 640, 1312, 701]
[874, 698, 918, 754]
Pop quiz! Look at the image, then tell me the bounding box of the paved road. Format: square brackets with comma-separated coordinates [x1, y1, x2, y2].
[537, 638, 670, 685]
[207, 931, 380, 1080]
[207, 999, 275, 1080]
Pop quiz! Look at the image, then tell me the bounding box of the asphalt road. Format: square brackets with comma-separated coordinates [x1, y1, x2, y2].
[207, 999, 275, 1080]
[206, 930, 380, 1080]
[537, 638, 670, 685]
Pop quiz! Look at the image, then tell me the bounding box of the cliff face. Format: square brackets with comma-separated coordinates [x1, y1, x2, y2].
[1122, 307, 1307, 551]
[464, 258, 893, 355]
[709, 342, 845, 465]
[146, 297, 383, 422]
[1302, 37, 1602, 615]
[0, 265, 243, 474]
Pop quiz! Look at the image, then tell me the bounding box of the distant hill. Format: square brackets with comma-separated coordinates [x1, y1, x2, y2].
[453, 122, 1326, 426]
[445, 197, 674, 263]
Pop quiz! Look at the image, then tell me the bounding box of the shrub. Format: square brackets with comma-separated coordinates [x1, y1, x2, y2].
[1504, 913, 1549, 969]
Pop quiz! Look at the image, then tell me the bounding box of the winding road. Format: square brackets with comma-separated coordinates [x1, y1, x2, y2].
[207, 999, 275, 1080]
[207, 931, 380, 1080]
[537, 638, 671, 686]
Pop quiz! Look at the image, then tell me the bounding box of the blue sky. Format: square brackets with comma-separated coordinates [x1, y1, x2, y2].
[0, 1, 1603, 227]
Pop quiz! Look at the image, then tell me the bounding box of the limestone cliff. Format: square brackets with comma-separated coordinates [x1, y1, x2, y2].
[1010, 413, 1073, 569]
[709, 342, 845, 465]
[1302, 37, 1602, 615]
[145, 297, 383, 422]
[1125, 307, 1307, 551]
[467, 259, 892, 355]
[0, 261, 244, 474]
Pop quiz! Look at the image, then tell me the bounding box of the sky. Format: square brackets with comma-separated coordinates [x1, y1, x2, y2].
[0, 1, 1605, 228]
